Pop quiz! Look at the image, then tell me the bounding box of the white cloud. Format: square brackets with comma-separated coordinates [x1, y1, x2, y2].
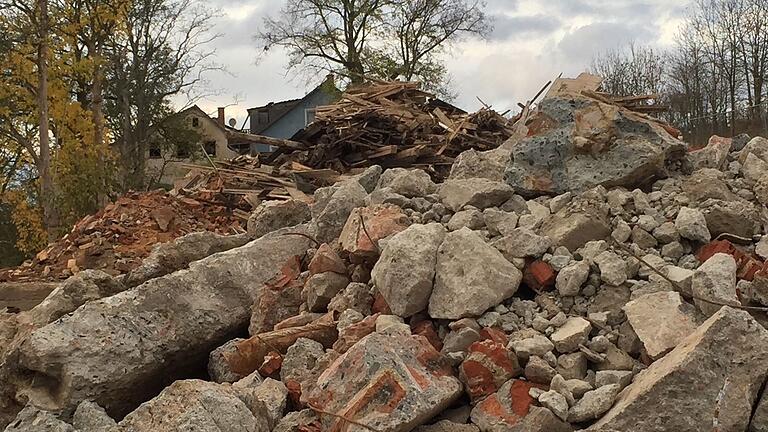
[189, 0, 690, 127]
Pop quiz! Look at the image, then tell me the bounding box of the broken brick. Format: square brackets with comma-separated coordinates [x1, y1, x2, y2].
[523, 259, 556, 291]
[411, 320, 443, 351]
[459, 340, 522, 401]
[470, 379, 546, 430]
[308, 243, 347, 276]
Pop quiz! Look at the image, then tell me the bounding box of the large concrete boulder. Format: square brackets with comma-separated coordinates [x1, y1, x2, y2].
[10, 226, 313, 421]
[372, 223, 447, 317]
[118, 380, 270, 432]
[303, 332, 463, 432]
[429, 228, 522, 319]
[504, 93, 686, 196]
[540, 207, 611, 251]
[589, 307, 768, 431]
[737, 136, 768, 164]
[700, 199, 761, 239]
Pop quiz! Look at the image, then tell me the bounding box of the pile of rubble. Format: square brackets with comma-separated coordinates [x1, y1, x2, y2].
[177, 81, 515, 208]
[0, 191, 245, 282]
[2, 80, 768, 432]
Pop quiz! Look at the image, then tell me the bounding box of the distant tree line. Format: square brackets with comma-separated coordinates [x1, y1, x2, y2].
[591, 0, 768, 144]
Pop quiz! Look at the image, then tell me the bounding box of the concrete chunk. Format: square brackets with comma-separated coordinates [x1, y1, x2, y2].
[429, 228, 522, 319]
[691, 253, 739, 317]
[438, 179, 515, 212]
[590, 307, 768, 431]
[372, 223, 447, 317]
[623, 292, 698, 360]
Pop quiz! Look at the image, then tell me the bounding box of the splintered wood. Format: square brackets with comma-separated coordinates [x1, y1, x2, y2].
[177, 81, 515, 208]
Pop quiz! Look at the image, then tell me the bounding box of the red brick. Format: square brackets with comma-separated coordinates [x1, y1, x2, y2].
[459, 340, 521, 401]
[470, 379, 545, 429]
[308, 243, 347, 276]
[339, 205, 410, 260]
[411, 320, 443, 351]
[333, 314, 379, 353]
[372, 291, 392, 315]
[523, 260, 556, 291]
[480, 327, 508, 345]
[697, 240, 765, 281]
[258, 351, 282, 377]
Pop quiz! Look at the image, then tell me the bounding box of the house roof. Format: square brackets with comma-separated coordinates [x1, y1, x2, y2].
[173, 105, 227, 133]
[247, 76, 338, 134]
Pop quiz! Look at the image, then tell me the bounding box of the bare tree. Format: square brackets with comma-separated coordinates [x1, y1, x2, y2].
[257, 0, 491, 92]
[590, 42, 667, 97]
[105, 0, 222, 189]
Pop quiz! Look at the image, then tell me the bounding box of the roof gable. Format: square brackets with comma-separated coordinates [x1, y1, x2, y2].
[248, 77, 339, 134]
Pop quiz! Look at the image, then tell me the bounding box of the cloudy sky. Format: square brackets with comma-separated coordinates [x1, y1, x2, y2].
[194, 0, 689, 129]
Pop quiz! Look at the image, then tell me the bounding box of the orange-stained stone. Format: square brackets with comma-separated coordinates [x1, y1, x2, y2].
[524, 260, 556, 290]
[309, 243, 347, 276]
[459, 340, 521, 401]
[412, 320, 443, 351]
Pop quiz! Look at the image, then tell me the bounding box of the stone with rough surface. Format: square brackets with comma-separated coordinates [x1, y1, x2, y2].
[377, 168, 437, 198]
[540, 209, 612, 251]
[469, 379, 544, 432]
[449, 148, 511, 182]
[491, 228, 551, 260]
[248, 200, 311, 239]
[3, 406, 74, 431]
[416, 420, 480, 432]
[623, 292, 698, 360]
[439, 179, 515, 212]
[594, 251, 627, 286]
[590, 307, 768, 432]
[118, 379, 270, 432]
[691, 253, 739, 317]
[304, 332, 462, 432]
[72, 400, 117, 431]
[550, 317, 592, 353]
[504, 94, 685, 196]
[568, 384, 620, 423]
[675, 207, 710, 243]
[429, 228, 522, 319]
[209, 338, 247, 383]
[372, 223, 447, 317]
[312, 180, 367, 243]
[539, 390, 569, 421]
[556, 261, 590, 297]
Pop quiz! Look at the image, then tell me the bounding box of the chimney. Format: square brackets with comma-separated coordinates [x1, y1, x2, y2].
[217, 107, 225, 126]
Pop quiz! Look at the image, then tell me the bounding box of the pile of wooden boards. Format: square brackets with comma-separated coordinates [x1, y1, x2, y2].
[176, 81, 515, 208]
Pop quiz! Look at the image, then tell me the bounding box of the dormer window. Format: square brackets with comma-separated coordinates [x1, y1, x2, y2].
[192, 117, 199, 127]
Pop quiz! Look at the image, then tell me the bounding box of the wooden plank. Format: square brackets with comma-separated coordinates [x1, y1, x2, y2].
[545, 73, 603, 99]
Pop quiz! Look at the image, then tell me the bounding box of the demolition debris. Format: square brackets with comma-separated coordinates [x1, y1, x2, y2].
[2, 74, 768, 432]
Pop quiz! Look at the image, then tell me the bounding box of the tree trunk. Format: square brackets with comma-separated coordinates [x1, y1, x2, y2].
[37, 0, 57, 240]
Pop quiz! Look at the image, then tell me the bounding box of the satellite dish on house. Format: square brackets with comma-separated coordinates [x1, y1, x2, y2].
[228, 118, 237, 127]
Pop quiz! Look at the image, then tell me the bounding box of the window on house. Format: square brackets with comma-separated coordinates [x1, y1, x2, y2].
[149, 145, 161, 159]
[203, 140, 216, 157]
[176, 145, 191, 159]
[305, 108, 316, 126]
[192, 117, 199, 128]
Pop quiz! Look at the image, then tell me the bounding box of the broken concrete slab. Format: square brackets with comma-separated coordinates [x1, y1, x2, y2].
[11, 227, 313, 421]
[540, 208, 612, 252]
[312, 180, 368, 243]
[590, 307, 768, 431]
[122, 232, 250, 288]
[568, 383, 620, 423]
[623, 291, 698, 360]
[700, 198, 761, 239]
[429, 228, 522, 319]
[438, 179, 515, 212]
[372, 223, 447, 317]
[674, 207, 711, 243]
[304, 332, 462, 432]
[504, 93, 685, 196]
